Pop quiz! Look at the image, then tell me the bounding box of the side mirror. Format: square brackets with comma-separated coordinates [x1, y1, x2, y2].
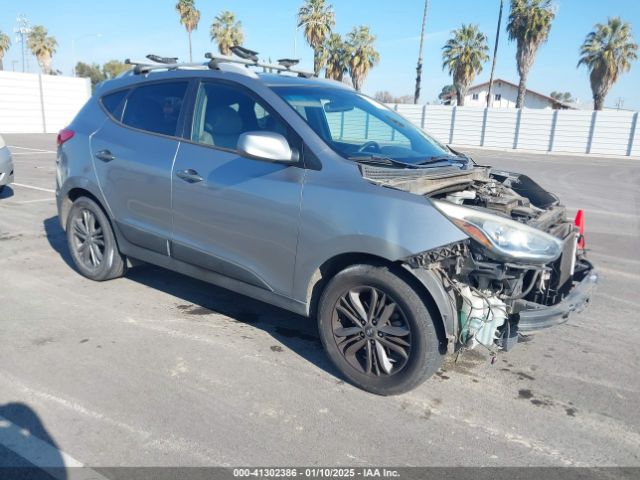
[237, 131, 297, 164]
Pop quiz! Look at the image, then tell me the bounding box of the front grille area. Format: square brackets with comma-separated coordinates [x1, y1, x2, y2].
[531, 231, 578, 306]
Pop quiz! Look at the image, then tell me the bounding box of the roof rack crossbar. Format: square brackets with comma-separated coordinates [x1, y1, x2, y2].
[122, 51, 316, 78]
[205, 52, 315, 78]
[124, 58, 209, 75]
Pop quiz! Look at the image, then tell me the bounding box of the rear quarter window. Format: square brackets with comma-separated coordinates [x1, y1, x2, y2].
[100, 89, 129, 122]
[121, 81, 189, 137]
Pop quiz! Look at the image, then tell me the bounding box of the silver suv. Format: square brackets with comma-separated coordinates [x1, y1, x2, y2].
[56, 54, 597, 395]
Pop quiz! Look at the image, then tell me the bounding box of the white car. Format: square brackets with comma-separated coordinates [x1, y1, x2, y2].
[0, 134, 14, 193]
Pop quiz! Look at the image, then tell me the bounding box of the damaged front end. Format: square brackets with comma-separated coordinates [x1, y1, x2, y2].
[363, 162, 598, 353]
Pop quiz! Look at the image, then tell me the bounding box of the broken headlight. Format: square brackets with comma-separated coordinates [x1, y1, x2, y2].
[433, 200, 562, 264]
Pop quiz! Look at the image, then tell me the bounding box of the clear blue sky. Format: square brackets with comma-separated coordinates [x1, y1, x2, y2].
[2, 0, 639, 109]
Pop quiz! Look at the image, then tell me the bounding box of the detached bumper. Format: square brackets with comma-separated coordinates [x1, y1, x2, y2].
[516, 268, 599, 332]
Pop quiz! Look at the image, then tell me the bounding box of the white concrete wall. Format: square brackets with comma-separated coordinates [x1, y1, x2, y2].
[0, 71, 90, 134]
[387, 104, 638, 157]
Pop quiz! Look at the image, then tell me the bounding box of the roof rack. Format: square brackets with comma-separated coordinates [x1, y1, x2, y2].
[124, 56, 208, 75]
[205, 51, 315, 78]
[123, 49, 316, 79]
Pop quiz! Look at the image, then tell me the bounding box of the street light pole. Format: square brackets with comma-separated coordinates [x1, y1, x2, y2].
[72, 33, 103, 77]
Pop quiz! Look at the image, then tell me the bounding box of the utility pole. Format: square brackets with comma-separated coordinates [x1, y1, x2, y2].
[486, 0, 503, 108]
[413, 0, 429, 104]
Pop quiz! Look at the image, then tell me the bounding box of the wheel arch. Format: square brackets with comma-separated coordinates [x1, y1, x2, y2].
[306, 252, 450, 350]
[60, 185, 108, 231]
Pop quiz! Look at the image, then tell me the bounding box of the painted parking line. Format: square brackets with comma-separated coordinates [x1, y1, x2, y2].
[0, 415, 108, 480]
[12, 183, 56, 194]
[10, 151, 56, 156]
[8, 145, 56, 154]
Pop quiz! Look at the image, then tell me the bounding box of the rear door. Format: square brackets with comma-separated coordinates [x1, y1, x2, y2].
[91, 80, 189, 255]
[170, 80, 305, 295]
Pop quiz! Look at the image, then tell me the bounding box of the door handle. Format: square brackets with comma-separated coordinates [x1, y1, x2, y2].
[176, 169, 203, 183]
[95, 149, 115, 162]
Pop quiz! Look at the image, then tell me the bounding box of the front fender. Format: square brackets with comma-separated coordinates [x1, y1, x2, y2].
[292, 166, 467, 303]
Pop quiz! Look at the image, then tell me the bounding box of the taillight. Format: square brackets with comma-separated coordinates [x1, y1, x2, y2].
[57, 128, 75, 146]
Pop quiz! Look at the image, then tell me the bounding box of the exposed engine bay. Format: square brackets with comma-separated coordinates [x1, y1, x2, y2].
[361, 162, 596, 353]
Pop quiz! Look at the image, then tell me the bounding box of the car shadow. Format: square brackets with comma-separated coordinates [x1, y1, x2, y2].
[0, 402, 67, 479]
[42, 215, 342, 383]
[125, 264, 341, 379]
[43, 216, 75, 269]
[0, 186, 14, 199]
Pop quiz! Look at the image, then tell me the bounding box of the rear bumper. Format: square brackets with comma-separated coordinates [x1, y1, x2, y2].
[516, 267, 598, 332]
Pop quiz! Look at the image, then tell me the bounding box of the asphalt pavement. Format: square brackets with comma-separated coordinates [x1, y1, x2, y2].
[0, 134, 638, 469]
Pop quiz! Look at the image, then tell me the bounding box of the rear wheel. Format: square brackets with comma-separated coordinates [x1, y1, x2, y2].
[317, 264, 443, 395]
[66, 196, 126, 281]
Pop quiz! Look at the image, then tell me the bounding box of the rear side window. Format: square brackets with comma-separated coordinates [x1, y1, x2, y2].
[122, 82, 188, 137]
[101, 90, 129, 121]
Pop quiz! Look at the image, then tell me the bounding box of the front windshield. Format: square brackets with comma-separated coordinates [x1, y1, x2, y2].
[273, 86, 452, 165]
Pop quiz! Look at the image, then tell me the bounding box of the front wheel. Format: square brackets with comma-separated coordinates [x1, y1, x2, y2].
[317, 264, 443, 395]
[66, 196, 126, 281]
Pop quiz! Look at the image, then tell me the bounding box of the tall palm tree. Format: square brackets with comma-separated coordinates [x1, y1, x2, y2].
[321, 33, 349, 81]
[578, 17, 638, 111]
[210, 11, 244, 56]
[414, 0, 429, 104]
[297, 0, 335, 75]
[27, 26, 58, 74]
[346, 26, 379, 91]
[507, 0, 555, 108]
[176, 0, 201, 62]
[441, 24, 489, 106]
[0, 31, 11, 71]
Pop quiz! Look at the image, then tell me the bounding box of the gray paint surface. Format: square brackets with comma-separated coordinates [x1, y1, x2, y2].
[58, 71, 467, 310]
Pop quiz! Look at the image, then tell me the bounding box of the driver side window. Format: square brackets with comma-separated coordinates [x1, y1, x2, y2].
[325, 106, 411, 148]
[191, 82, 290, 150]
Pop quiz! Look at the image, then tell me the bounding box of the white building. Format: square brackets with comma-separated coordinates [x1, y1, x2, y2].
[461, 78, 573, 109]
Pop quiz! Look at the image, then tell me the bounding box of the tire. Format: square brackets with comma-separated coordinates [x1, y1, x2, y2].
[66, 196, 127, 281]
[318, 264, 443, 395]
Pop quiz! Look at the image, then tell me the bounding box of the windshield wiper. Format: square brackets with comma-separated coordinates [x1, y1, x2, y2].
[415, 155, 465, 166]
[348, 155, 419, 169]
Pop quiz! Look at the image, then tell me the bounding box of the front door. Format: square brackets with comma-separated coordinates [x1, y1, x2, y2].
[170, 80, 304, 295]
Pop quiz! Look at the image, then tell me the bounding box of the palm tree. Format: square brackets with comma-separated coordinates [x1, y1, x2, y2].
[297, 0, 335, 75]
[210, 11, 244, 56]
[321, 33, 349, 81]
[346, 26, 379, 91]
[176, 0, 201, 62]
[27, 26, 58, 74]
[507, 0, 555, 108]
[441, 24, 489, 106]
[578, 17, 638, 111]
[0, 31, 11, 71]
[414, 0, 429, 104]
